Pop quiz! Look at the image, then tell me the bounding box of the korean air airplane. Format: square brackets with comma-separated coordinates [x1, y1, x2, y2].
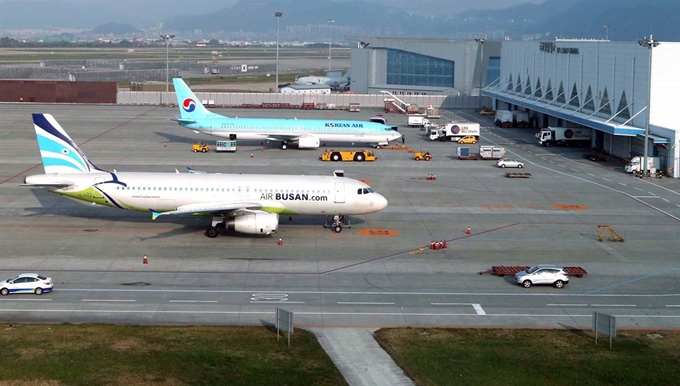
[172, 78, 401, 150]
[23, 114, 389, 238]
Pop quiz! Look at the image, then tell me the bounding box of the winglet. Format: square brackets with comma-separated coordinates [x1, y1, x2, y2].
[150, 210, 162, 220]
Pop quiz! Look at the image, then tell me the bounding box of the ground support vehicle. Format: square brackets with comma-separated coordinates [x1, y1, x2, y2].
[429, 122, 480, 141]
[479, 108, 495, 116]
[407, 114, 429, 127]
[625, 156, 660, 173]
[0, 273, 53, 296]
[512, 111, 530, 127]
[215, 140, 237, 152]
[537, 127, 592, 147]
[457, 146, 506, 160]
[505, 172, 531, 178]
[414, 151, 432, 161]
[497, 158, 524, 168]
[425, 106, 441, 119]
[192, 141, 211, 152]
[320, 150, 376, 162]
[494, 110, 513, 127]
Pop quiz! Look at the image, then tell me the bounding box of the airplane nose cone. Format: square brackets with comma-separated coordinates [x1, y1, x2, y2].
[375, 193, 388, 211]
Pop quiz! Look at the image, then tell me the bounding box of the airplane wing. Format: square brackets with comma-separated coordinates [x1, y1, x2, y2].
[151, 201, 264, 220]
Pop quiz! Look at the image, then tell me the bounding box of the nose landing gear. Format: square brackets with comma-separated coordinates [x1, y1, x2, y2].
[324, 215, 351, 233]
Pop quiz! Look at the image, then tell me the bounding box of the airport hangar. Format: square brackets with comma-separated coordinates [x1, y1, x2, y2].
[347, 36, 680, 178]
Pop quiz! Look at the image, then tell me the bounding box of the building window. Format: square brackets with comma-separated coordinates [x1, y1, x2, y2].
[486, 57, 501, 87]
[386, 49, 454, 88]
[507, 74, 514, 91]
[569, 84, 580, 109]
[534, 78, 543, 99]
[600, 88, 612, 116]
[556, 82, 566, 104]
[617, 91, 631, 120]
[545, 80, 553, 101]
[583, 86, 595, 112]
[524, 76, 532, 96]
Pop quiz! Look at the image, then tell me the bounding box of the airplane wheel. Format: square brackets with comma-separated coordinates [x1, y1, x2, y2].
[333, 225, 342, 233]
[281, 142, 288, 150]
[205, 227, 219, 238]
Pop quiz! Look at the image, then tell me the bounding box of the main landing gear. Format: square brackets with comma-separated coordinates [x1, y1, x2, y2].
[205, 216, 225, 238]
[324, 215, 351, 233]
[280, 141, 288, 150]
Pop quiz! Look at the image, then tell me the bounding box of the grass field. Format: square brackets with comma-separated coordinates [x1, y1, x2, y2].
[375, 328, 680, 386]
[0, 324, 346, 386]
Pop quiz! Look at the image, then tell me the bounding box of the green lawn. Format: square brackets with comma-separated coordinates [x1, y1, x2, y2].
[0, 324, 346, 386]
[375, 328, 680, 386]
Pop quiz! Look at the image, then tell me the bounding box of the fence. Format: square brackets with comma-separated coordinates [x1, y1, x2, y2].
[118, 91, 487, 110]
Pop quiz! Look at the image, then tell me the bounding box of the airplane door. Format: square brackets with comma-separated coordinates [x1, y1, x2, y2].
[334, 182, 345, 203]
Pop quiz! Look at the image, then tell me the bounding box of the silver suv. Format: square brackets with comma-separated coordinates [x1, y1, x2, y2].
[514, 265, 569, 288]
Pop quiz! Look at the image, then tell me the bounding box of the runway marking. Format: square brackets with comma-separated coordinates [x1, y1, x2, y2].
[337, 302, 394, 305]
[584, 266, 680, 295]
[619, 183, 627, 186]
[634, 187, 643, 191]
[547, 304, 588, 307]
[250, 301, 305, 304]
[662, 198, 670, 203]
[553, 204, 589, 210]
[590, 304, 637, 307]
[632, 196, 660, 199]
[82, 299, 135, 302]
[586, 173, 595, 177]
[472, 304, 486, 315]
[1, 299, 52, 302]
[357, 229, 400, 237]
[665, 305, 680, 308]
[602, 178, 612, 182]
[169, 300, 218, 303]
[431, 303, 475, 306]
[56, 288, 680, 297]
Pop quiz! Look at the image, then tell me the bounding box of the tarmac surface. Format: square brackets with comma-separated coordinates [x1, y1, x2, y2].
[1, 103, 680, 330]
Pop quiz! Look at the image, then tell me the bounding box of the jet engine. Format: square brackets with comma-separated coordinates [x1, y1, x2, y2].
[297, 136, 321, 149]
[227, 213, 279, 235]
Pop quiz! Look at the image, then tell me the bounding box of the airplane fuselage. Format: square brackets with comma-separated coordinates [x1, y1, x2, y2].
[25, 172, 387, 216]
[179, 117, 400, 144]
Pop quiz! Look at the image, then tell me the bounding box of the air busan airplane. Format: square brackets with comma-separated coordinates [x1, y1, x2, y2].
[172, 78, 401, 150]
[23, 114, 389, 238]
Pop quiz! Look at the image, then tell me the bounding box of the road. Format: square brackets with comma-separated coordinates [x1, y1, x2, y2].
[1, 103, 679, 329]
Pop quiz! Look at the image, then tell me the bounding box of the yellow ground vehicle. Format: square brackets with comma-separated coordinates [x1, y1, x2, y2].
[414, 150, 432, 161]
[192, 141, 211, 153]
[479, 108, 495, 116]
[320, 150, 377, 162]
[457, 136, 477, 144]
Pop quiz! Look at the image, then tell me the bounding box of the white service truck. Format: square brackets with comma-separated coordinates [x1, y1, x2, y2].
[407, 114, 429, 127]
[430, 122, 480, 141]
[512, 111, 530, 127]
[537, 127, 592, 147]
[625, 156, 661, 173]
[494, 110, 514, 127]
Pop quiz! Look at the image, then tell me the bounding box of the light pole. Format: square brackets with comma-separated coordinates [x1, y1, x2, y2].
[475, 38, 487, 108]
[274, 12, 282, 93]
[327, 19, 335, 70]
[604, 24, 610, 40]
[637, 35, 660, 177]
[160, 34, 175, 104]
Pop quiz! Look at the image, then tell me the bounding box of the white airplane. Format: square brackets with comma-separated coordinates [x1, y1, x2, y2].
[174, 78, 399, 150]
[294, 69, 350, 91]
[23, 114, 389, 238]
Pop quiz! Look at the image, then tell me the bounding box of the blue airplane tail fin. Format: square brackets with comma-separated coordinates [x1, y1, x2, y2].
[173, 78, 226, 121]
[32, 113, 104, 174]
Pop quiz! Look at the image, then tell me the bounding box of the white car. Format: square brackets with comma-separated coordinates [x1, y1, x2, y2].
[0, 273, 53, 296]
[497, 158, 524, 168]
[514, 265, 569, 288]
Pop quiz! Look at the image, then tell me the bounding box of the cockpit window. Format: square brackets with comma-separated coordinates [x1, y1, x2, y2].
[357, 188, 363, 195]
[367, 188, 374, 193]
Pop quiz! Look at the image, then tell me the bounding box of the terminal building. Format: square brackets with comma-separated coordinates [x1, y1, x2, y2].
[349, 36, 680, 178]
